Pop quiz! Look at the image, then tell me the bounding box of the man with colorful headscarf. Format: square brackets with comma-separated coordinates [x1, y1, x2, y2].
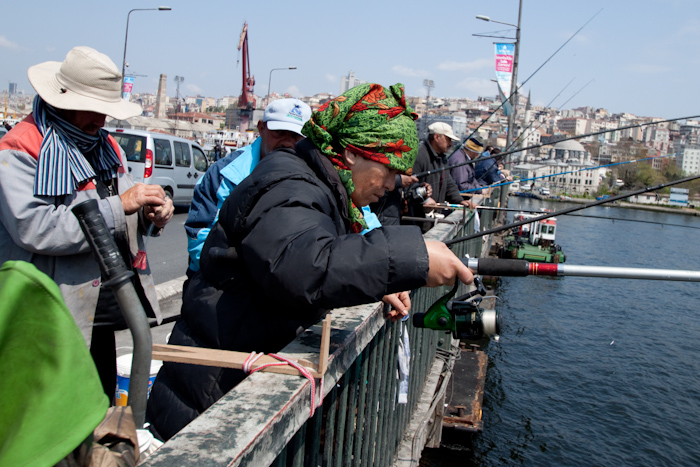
[147, 83, 474, 440]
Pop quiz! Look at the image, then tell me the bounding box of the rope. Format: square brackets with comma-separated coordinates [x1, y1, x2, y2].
[243, 352, 324, 417]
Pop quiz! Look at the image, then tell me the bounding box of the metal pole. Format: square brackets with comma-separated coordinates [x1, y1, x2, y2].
[500, 0, 522, 219]
[121, 7, 171, 94]
[120, 7, 170, 128]
[507, 0, 522, 150]
[268, 67, 297, 99]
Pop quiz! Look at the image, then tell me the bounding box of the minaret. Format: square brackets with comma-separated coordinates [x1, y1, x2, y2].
[154, 74, 167, 119]
[525, 90, 531, 112]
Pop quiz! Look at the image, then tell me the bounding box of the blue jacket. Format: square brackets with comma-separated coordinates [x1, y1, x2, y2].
[185, 138, 261, 272]
[475, 151, 504, 185]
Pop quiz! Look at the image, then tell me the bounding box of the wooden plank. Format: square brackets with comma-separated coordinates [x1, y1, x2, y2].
[318, 314, 331, 374]
[151, 314, 334, 379]
[152, 344, 323, 378]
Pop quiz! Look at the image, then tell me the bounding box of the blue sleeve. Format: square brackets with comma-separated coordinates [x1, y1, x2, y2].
[360, 205, 382, 234]
[184, 153, 238, 271]
[478, 159, 501, 185]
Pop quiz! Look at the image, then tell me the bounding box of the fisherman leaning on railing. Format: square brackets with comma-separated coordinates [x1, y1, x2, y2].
[145, 83, 475, 441]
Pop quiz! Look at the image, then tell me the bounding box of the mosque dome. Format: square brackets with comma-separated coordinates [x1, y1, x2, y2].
[553, 139, 585, 152]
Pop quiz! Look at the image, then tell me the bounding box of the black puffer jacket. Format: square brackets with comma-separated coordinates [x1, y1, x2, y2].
[147, 139, 429, 440]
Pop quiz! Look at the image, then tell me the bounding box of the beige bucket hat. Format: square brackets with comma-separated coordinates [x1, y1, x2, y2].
[28, 46, 142, 120]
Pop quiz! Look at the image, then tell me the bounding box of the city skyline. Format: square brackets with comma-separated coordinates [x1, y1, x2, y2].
[2, 1, 699, 120]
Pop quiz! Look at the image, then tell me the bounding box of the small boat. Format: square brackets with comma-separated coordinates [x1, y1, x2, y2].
[499, 211, 566, 263]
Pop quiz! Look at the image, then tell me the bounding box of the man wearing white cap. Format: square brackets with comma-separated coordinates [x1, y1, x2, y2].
[184, 98, 311, 277]
[407, 122, 475, 231]
[0, 46, 174, 396]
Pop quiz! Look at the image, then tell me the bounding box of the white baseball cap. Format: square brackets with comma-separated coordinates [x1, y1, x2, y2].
[428, 122, 460, 142]
[263, 98, 312, 136]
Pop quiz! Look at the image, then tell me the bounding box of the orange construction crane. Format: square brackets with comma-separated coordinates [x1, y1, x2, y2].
[237, 22, 256, 112]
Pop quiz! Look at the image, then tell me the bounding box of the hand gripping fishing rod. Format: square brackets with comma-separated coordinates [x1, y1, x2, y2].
[444, 173, 700, 246]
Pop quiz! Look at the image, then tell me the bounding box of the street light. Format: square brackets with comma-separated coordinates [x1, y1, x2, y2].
[268, 67, 297, 98]
[476, 1, 522, 151]
[121, 6, 171, 96]
[477, 0, 522, 222]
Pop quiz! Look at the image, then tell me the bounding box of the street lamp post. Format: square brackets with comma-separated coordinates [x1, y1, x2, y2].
[121, 6, 171, 95]
[476, 0, 522, 151]
[477, 0, 522, 221]
[267, 67, 297, 99]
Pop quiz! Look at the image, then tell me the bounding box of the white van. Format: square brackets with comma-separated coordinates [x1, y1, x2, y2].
[109, 129, 209, 206]
[538, 186, 551, 196]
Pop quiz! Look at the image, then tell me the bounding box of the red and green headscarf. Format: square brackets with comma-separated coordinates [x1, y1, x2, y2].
[302, 83, 418, 233]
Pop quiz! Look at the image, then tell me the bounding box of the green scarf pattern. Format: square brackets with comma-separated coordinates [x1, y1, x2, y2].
[302, 83, 418, 233]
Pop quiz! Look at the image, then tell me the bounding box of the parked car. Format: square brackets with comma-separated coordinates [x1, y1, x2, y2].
[538, 187, 551, 196]
[108, 129, 209, 206]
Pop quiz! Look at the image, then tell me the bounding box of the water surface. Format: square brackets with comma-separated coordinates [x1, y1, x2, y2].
[423, 198, 700, 466]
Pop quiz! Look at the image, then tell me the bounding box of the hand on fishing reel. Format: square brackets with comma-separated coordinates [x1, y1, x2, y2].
[413, 276, 501, 341]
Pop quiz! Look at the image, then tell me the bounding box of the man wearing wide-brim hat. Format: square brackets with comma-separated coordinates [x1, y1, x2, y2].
[0, 46, 174, 397]
[449, 135, 486, 193]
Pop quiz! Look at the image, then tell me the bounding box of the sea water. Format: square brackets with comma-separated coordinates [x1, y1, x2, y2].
[422, 198, 700, 466]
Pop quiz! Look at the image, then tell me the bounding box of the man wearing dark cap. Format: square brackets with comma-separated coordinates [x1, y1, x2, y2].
[449, 135, 485, 192]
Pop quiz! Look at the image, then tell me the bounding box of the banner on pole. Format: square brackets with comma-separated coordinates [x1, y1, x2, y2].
[122, 76, 135, 101]
[495, 43, 515, 116]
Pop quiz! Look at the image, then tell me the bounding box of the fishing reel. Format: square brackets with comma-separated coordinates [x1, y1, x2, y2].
[413, 276, 502, 340]
[405, 184, 429, 204]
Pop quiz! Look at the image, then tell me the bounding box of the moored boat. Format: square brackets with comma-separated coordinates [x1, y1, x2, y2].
[499, 211, 566, 263]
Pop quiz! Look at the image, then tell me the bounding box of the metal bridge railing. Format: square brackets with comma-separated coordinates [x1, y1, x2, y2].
[141, 188, 501, 467]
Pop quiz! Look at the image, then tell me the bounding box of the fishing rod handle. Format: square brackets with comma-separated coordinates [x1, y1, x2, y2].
[464, 258, 530, 276]
[72, 199, 133, 288]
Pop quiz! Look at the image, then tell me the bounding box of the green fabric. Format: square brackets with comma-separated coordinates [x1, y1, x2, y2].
[302, 83, 418, 233]
[0, 261, 108, 467]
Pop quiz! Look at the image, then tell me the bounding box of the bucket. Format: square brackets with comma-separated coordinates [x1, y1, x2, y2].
[114, 354, 163, 407]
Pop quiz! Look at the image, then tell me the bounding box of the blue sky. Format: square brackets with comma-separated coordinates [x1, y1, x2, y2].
[2, 0, 699, 119]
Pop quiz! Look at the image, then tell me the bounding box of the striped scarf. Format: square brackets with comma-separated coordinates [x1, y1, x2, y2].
[32, 95, 121, 196]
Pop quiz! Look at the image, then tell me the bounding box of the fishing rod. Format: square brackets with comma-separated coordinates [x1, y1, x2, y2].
[465, 258, 700, 282]
[444, 174, 700, 246]
[505, 79, 595, 153]
[505, 77, 579, 153]
[411, 255, 700, 339]
[476, 206, 700, 231]
[458, 153, 679, 194]
[448, 9, 603, 159]
[413, 114, 700, 178]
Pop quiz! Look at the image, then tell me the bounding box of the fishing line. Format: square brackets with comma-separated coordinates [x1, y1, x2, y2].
[414, 115, 700, 178]
[476, 206, 700, 230]
[506, 79, 594, 153]
[444, 174, 700, 245]
[458, 153, 679, 194]
[446, 9, 604, 160]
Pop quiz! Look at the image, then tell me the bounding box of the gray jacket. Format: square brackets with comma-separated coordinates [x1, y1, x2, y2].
[0, 120, 161, 345]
